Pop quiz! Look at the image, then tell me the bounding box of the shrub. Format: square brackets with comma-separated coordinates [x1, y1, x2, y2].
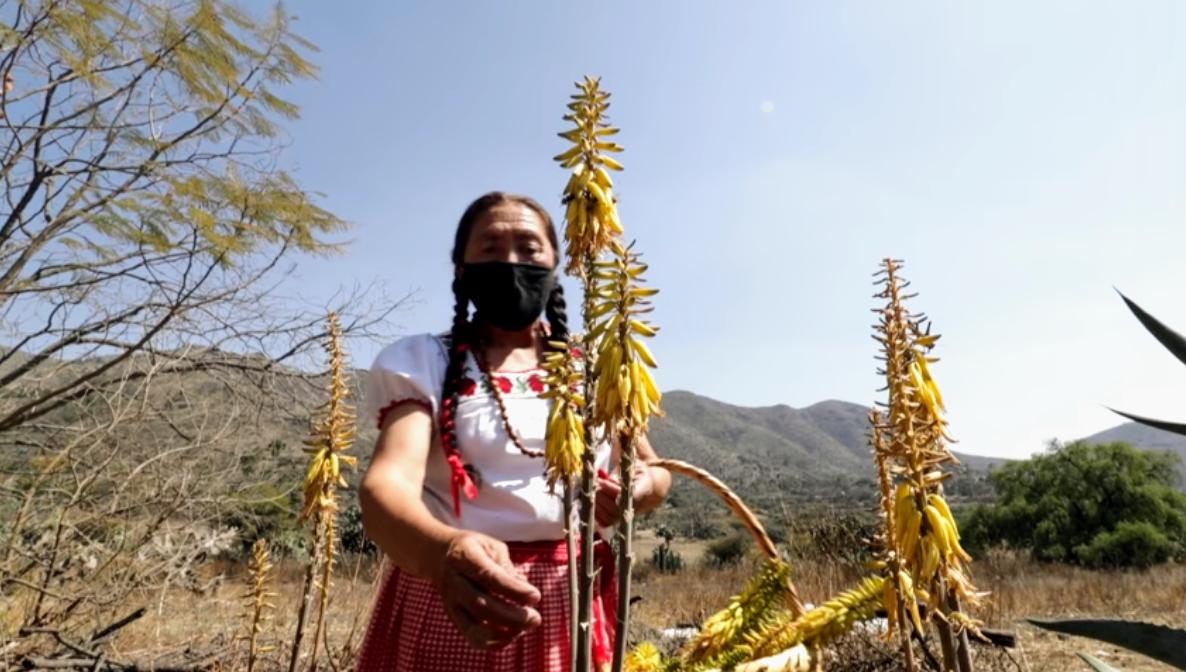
[1074, 521, 1178, 569]
[960, 441, 1186, 568]
[705, 533, 748, 568]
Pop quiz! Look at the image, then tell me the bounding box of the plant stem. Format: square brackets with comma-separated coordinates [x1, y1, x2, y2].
[287, 523, 323, 672]
[611, 430, 636, 672]
[898, 601, 916, 672]
[948, 589, 974, 672]
[575, 256, 599, 672]
[935, 577, 960, 672]
[307, 512, 335, 672]
[565, 479, 579, 672]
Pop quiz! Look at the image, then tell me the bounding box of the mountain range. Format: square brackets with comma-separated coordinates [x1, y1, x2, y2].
[643, 390, 1186, 511]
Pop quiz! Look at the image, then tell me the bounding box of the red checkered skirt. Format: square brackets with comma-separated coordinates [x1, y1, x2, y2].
[355, 538, 617, 672]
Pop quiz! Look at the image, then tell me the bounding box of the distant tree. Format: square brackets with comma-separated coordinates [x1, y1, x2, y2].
[0, 0, 355, 434]
[961, 441, 1186, 568]
[0, 2, 399, 664]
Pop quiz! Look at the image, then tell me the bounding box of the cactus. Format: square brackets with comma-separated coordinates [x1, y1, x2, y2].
[651, 541, 683, 574]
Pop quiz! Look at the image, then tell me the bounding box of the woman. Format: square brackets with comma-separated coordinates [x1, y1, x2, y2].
[355, 192, 672, 672]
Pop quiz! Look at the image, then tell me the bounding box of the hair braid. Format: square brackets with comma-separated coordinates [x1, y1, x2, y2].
[439, 276, 478, 516]
[545, 283, 569, 347]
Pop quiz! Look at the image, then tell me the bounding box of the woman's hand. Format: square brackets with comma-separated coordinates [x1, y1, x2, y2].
[594, 466, 656, 528]
[432, 531, 543, 650]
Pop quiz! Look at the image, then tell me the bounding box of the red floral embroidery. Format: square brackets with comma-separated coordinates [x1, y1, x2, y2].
[458, 377, 477, 396]
[494, 376, 513, 393]
[527, 374, 545, 393]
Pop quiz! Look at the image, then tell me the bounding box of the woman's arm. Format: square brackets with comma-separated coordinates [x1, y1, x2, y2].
[358, 404, 456, 576]
[633, 433, 671, 513]
[594, 432, 672, 526]
[359, 404, 542, 649]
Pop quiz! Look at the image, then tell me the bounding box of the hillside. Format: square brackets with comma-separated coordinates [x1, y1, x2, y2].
[1082, 420, 1186, 468]
[644, 391, 1000, 530]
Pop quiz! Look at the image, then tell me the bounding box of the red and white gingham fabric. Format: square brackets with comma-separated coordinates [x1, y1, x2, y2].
[355, 538, 616, 672]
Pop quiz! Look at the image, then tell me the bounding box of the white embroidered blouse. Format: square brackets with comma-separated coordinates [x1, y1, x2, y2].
[364, 332, 611, 542]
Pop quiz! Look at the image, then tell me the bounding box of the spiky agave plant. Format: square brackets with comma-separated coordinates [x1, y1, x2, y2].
[289, 312, 357, 672]
[872, 258, 982, 672]
[1111, 291, 1186, 436]
[240, 538, 278, 672]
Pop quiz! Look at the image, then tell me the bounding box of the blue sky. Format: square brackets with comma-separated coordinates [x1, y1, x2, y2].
[276, 1, 1186, 459]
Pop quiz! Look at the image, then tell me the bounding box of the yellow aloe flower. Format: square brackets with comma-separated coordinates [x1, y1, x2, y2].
[555, 76, 625, 277]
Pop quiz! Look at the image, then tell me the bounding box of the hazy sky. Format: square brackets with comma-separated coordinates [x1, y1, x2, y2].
[275, 1, 1186, 459]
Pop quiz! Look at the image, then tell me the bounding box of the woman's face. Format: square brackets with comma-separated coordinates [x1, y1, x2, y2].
[462, 202, 557, 268]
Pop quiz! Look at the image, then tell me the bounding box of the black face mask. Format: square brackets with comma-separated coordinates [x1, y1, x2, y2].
[460, 262, 556, 331]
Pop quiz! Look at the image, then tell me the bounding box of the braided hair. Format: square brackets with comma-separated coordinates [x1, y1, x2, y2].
[440, 191, 567, 515]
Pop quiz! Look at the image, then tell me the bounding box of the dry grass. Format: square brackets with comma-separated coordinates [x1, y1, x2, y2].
[977, 548, 1186, 672]
[91, 554, 386, 671]
[21, 543, 1181, 671]
[631, 544, 1186, 672]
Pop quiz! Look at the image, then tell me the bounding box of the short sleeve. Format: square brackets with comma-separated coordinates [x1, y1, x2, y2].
[364, 333, 447, 430]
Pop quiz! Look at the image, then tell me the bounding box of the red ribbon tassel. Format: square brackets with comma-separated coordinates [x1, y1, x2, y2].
[445, 453, 478, 517]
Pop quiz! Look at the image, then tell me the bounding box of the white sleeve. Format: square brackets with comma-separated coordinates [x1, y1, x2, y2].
[363, 333, 447, 429]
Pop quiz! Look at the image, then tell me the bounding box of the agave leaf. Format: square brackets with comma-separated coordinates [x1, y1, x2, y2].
[1027, 618, 1186, 670]
[1116, 290, 1186, 367]
[1077, 652, 1122, 672]
[1106, 408, 1186, 438]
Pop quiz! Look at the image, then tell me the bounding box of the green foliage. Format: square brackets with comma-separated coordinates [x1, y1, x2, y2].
[223, 481, 303, 559]
[1, 0, 352, 435]
[1075, 521, 1178, 569]
[705, 533, 749, 568]
[961, 441, 1186, 568]
[338, 503, 377, 556]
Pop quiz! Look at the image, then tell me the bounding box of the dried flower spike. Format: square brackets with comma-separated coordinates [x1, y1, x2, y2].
[299, 312, 358, 521]
[239, 538, 277, 672]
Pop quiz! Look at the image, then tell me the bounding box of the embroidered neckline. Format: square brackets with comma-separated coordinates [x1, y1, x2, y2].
[457, 369, 547, 398]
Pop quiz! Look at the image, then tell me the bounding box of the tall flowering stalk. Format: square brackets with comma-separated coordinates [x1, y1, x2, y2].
[872, 259, 981, 672]
[289, 312, 357, 672]
[616, 261, 988, 672]
[540, 336, 587, 671]
[553, 75, 662, 672]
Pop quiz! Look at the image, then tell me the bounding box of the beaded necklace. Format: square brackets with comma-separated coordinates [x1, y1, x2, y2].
[470, 335, 544, 459]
